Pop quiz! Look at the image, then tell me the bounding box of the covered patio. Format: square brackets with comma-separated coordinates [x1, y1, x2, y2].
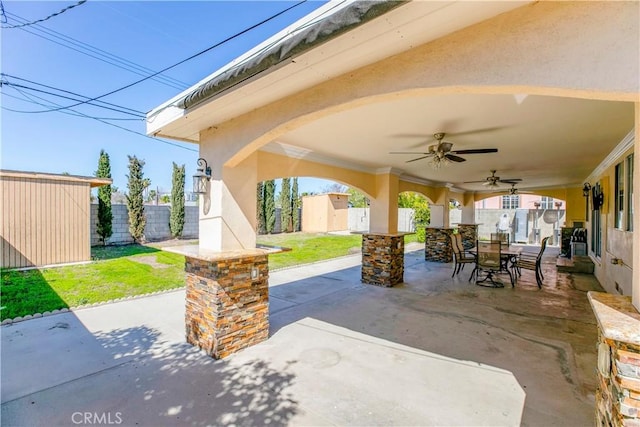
[143, 1, 639, 424]
[1, 245, 603, 426]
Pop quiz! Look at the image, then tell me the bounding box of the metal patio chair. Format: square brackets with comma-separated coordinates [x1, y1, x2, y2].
[514, 236, 550, 289]
[450, 233, 475, 277]
[473, 240, 507, 288]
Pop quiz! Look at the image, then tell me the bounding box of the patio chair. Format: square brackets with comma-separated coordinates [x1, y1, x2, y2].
[514, 236, 550, 289]
[454, 233, 474, 257]
[473, 240, 506, 288]
[450, 233, 475, 277]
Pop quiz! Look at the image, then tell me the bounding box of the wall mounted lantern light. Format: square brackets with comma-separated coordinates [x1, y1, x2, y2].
[192, 158, 211, 195]
[583, 183, 592, 219]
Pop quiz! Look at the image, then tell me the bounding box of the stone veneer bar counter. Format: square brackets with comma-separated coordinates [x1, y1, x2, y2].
[588, 292, 640, 426]
[165, 245, 280, 359]
[456, 223, 479, 250]
[424, 227, 455, 263]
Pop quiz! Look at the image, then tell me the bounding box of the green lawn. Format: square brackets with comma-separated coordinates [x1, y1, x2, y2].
[1, 246, 186, 321]
[1, 232, 419, 320]
[258, 232, 363, 270]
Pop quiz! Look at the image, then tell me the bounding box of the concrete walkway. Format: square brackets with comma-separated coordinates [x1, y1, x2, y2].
[1, 245, 602, 426]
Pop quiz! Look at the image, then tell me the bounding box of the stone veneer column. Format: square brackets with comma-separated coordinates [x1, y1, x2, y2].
[424, 227, 455, 263]
[172, 247, 269, 359]
[361, 233, 404, 287]
[457, 224, 478, 251]
[588, 292, 640, 426]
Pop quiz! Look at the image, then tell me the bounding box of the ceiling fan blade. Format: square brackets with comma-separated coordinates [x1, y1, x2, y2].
[389, 151, 429, 154]
[450, 126, 507, 137]
[392, 133, 431, 138]
[452, 148, 498, 154]
[500, 178, 523, 183]
[464, 179, 490, 183]
[406, 156, 430, 163]
[445, 154, 466, 163]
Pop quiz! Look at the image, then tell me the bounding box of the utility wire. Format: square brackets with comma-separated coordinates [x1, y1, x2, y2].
[1, 0, 86, 29]
[1, 85, 197, 152]
[1, 74, 145, 116]
[23, 0, 308, 113]
[6, 11, 189, 91]
[1, 90, 141, 121]
[1, 81, 145, 117]
[0, 1, 7, 24]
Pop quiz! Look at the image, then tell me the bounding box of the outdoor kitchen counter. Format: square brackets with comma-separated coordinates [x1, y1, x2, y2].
[588, 291, 640, 346]
[163, 244, 287, 261]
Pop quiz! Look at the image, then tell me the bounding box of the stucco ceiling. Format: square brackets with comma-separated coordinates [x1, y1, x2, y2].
[271, 93, 634, 193]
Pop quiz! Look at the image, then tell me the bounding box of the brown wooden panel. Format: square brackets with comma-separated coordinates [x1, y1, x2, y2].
[1, 176, 94, 268]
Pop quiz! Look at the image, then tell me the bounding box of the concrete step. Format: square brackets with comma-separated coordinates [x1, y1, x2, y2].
[556, 256, 595, 274]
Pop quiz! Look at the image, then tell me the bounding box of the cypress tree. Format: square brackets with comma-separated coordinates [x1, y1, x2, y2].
[292, 177, 300, 232]
[257, 181, 266, 234]
[280, 177, 292, 232]
[170, 162, 185, 238]
[126, 155, 147, 243]
[264, 179, 276, 234]
[95, 149, 113, 245]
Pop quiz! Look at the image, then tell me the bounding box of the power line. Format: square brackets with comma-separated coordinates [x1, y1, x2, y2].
[6, 11, 189, 91]
[1, 85, 198, 152]
[1, 90, 141, 121]
[22, 0, 308, 114]
[1, 74, 145, 117]
[0, 1, 7, 24]
[1, 0, 87, 29]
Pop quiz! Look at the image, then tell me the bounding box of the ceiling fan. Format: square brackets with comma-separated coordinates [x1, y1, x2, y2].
[507, 183, 533, 195]
[389, 132, 498, 168]
[464, 170, 522, 189]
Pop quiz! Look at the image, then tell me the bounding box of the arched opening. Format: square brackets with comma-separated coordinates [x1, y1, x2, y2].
[474, 193, 567, 246]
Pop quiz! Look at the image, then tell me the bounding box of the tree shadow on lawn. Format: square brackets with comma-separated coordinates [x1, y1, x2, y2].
[91, 244, 160, 261]
[0, 268, 67, 321]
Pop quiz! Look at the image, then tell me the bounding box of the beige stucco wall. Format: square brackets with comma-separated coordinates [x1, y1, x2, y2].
[301, 193, 349, 233]
[588, 144, 635, 297]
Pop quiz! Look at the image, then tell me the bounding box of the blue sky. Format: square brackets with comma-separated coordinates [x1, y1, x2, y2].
[1, 0, 338, 194]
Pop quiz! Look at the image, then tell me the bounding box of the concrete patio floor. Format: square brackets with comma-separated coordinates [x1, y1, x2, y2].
[1, 244, 603, 426]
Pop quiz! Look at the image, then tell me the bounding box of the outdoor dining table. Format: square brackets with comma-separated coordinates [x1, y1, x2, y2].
[468, 243, 523, 286]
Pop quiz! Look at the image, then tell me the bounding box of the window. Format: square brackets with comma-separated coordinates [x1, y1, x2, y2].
[615, 162, 624, 229]
[627, 154, 634, 231]
[592, 210, 602, 258]
[501, 195, 519, 209]
[540, 196, 554, 209]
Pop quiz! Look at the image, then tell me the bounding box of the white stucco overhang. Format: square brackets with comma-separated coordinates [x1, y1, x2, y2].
[147, 0, 638, 194]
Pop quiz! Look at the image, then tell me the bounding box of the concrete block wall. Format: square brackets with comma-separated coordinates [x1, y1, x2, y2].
[91, 204, 199, 245]
[348, 208, 415, 233]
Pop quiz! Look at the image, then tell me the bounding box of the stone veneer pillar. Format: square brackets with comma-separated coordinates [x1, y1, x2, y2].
[457, 224, 478, 251]
[588, 292, 640, 426]
[167, 246, 270, 359]
[424, 227, 455, 263]
[361, 233, 404, 287]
